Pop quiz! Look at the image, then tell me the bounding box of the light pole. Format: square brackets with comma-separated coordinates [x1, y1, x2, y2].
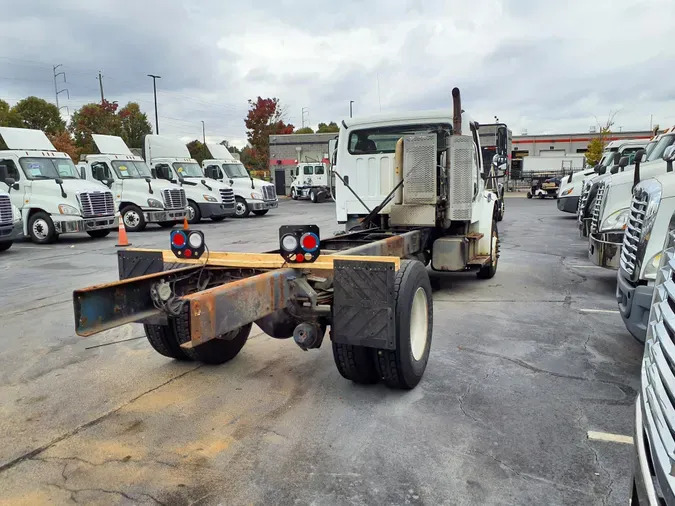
[147, 74, 161, 134]
[349, 101, 354, 118]
[201, 120, 206, 144]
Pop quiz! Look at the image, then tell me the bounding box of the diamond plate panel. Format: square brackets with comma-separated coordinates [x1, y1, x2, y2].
[448, 135, 475, 221]
[331, 260, 396, 350]
[389, 204, 436, 226]
[403, 134, 437, 205]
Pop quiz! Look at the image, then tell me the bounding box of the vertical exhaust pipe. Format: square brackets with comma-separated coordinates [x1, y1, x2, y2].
[633, 149, 644, 189]
[452, 87, 462, 135]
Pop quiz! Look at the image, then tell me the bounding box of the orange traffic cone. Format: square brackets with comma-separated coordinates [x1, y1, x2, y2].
[183, 216, 189, 230]
[115, 213, 131, 248]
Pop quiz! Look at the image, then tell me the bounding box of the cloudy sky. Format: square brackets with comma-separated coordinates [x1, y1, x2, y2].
[1, 0, 673, 147]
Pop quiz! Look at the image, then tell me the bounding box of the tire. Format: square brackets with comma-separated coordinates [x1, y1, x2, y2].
[87, 229, 111, 238]
[0, 241, 12, 252]
[332, 342, 379, 384]
[291, 187, 298, 200]
[186, 200, 202, 224]
[211, 216, 226, 222]
[310, 189, 317, 203]
[497, 199, 505, 222]
[143, 323, 192, 361]
[477, 220, 499, 280]
[373, 259, 433, 390]
[159, 221, 177, 228]
[526, 192, 532, 199]
[234, 197, 250, 218]
[253, 210, 269, 216]
[28, 211, 58, 244]
[121, 205, 147, 232]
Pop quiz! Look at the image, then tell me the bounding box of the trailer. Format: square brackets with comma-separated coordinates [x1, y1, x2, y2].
[71, 87, 498, 390]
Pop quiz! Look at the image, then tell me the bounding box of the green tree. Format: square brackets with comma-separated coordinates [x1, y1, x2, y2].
[317, 121, 339, 133]
[244, 97, 294, 170]
[68, 100, 123, 154]
[585, 127, 611, 166]
[186, 139, 210, 164]
[239, 146, 257, 169]
[11, 96, 65, 134]
[0, 99, 22, 128]
[295, 127, 314, 134]
[119, 102, 152, 149]
[219, 139, 242, 155]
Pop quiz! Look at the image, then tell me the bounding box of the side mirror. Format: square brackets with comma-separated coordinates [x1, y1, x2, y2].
[598, 166, 607, 175]
[5, 177, 15, 186]
[145, 177, 152, 183]
[634, 149, 646, 164]
[664, 145, 675, 161]
[610, 166, 619, 174]
[55, 177, 64, 185]
[150, 168, 157, 178]
[619, 156, 629, 168]
[613, 152, 621, 164]
[105, 178, 114, 188]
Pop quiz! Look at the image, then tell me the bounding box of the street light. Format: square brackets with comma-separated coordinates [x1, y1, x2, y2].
[350, 101, 354, 118]
[147, 74, 161, 134]
[201, 120, 205, 144]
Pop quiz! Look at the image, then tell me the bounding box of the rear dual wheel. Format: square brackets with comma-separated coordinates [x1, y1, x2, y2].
[332, 259, 433, 390]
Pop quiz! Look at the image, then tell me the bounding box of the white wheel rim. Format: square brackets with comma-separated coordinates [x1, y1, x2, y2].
[32, 219, 49, 240]
[235, 201, 246, 216]
[186, 206, 196, 221]
[410, 287, 429, 361]
[124, 210, 140, 228]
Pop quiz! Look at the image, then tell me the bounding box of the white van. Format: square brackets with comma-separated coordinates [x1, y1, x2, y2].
[0, 189, 23, 252]
[202, 143, 278, 218]
[143, 136, 235, 223]
[79, 135, 187, 232]
[0, 127, 117, 244]
[289, 162, 330, 202]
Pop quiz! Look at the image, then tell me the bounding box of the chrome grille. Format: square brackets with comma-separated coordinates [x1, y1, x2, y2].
[162, 189, 187, 209]
[79, 191, 114, 218]
[619, 192, 648, 278]
[590, 181, 607, 233]
[0, 194, 12, 225]
[219, 188, 235, 205]
[577, 181, 591, 222]
[262, 185, 277, 201]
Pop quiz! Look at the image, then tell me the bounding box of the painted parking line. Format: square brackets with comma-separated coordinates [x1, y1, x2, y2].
[566, 265, 606, 269]
[587, 431, 634, 445]
[578, 309, 620, 314]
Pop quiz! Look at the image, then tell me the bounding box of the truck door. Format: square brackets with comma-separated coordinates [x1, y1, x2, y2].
[303, 165, 313, 186]
[90, 162, 114, 190]
[0, 158, 26, 209]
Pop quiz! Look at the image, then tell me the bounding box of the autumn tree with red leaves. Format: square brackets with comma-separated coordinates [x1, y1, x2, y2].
[244, 97, 294, 170]
[48, 131, 80, 162]
[69, 100, 123, 154]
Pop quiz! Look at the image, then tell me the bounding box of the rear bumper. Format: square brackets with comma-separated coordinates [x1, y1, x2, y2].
[0, 221, 23, 242]
[557, 196, 579, 213]
[588, 231, 623, 269]
[616, 269, 652, 343]
[197, 202, 235, 218]
[144, 209, 187, 223]
[250, 199, 278, 211]
[54, 215, 117, 234]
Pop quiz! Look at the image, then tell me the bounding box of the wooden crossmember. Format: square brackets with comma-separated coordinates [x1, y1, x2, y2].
[124, 248, 400, 271]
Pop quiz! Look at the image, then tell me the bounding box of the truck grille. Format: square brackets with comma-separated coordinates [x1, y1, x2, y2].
[162, 189, 187, 210]
[590, 181, 607, 233]
[219, 188, 235, 205]
[79, 191, 115, 218]
[619, 192, 648, 279]
[0, 194, 12, 226]
[262, 185, 277, 201]
[578, 181, 591, 222]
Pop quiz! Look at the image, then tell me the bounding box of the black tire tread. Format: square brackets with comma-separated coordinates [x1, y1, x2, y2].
[143, 323, 191, 360]
[332, 342, 378, 384]
[477, 220, 499, 279]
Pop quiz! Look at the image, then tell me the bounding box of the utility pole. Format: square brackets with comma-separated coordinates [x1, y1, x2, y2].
[97, 71, 105, 103]
[349, 101, 354, 118]
[53, 64, 69, 110]
[147, 74, 161, 134]
[201, 121, 206, 144]
[301, 107, 309, 128]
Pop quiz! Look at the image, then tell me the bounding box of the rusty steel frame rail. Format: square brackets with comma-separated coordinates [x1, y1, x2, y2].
[72, 229, 424, 343]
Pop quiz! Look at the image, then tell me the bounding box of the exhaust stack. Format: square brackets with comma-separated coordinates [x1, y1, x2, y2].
[452, 87, 462, 135]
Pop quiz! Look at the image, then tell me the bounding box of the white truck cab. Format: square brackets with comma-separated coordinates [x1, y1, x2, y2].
[0, 189, 23, 252]
[289, 162, 330, 203]
[0, 127, 117, 244]
[588, 131, 675, 269]
[143, 136, 235, 224]
[202, 143, 278, 218]
[79, 135, 187, 232]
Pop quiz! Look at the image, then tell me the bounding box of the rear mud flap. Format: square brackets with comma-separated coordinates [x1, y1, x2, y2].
[331, 260, 396, 350]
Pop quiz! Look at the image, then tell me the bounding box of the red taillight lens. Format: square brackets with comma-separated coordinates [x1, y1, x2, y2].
[172, 231, 186, 248]
[300, 232, 319, 252]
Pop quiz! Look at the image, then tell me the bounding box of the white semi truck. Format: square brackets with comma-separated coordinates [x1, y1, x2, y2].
[202, 143, 278, 217]
[289, 162, 331, 203]
[0, 127, 117, 244]
[143, 136, 235, 224]
[78, 135, 187, 232]
[0, 189, 23, 252]
[588, 131, 675, 269]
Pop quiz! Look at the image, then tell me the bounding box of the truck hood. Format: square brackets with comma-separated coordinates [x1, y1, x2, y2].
[58, 178, 111, 193]
[182, 177, 232, 191]
[122, 178, 182, 192]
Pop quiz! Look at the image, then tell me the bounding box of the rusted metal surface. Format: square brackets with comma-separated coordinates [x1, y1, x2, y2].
[73, 265, 201, 336]
[184, 268, 296, 346]
[336, 230, 422, 258]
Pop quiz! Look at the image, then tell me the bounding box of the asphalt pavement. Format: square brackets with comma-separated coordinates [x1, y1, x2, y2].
[0, 196, 641, 505]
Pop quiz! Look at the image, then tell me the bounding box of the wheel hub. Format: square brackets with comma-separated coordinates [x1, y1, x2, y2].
[124, 211, 140, 228]
[236, 202, 246, 216]
[186, 206, 195, 221]
[33, 219, 48, 240]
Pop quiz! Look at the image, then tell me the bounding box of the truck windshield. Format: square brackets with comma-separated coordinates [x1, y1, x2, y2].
[172, 162, 203, 177]
[19, 157, 80, 180]
[646, 134, 675, 162]
[315, 166, 325, 174]
[222, 163, 249, 178]
[112, 160, 152, 179]
[348, 123, 449, 155]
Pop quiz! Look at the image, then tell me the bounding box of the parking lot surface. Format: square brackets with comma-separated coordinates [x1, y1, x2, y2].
[0, 197, 641, 505]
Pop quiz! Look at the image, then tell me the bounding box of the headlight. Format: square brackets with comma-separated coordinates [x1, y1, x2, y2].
[147, 198, 164, 208]
[251, 192, 263, 200]
[561, 187, 574, 196]
[600, 208, 630, 231]
[644, 252, 663, 281]
[58, 204, 80, 215]
[203, 194, 218, 202]
[637, 180, 663, 244]
[11, 205, 21, 222]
